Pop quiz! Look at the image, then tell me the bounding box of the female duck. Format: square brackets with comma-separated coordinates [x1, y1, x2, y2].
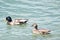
[32, 23, 51, 35]
[6, 16, 28, 25]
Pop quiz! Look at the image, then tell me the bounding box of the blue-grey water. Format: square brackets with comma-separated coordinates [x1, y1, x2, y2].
[0, 0, 60, 40]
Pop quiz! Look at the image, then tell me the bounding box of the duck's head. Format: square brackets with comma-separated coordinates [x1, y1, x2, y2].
[32, 23, 38, 30]
[6, 16, 12, 22]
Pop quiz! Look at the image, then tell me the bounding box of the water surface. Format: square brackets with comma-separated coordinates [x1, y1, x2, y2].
[0, 0, 60, 40]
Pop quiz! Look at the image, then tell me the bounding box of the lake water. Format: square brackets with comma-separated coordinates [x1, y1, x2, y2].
[0, 0, 60, 40]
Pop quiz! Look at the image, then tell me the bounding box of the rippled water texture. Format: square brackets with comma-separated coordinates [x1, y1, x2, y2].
[0, 0, 60, 40]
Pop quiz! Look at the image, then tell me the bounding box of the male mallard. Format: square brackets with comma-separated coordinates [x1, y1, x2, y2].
[6, 16, 28, 25]
[32, 23, 51, 35]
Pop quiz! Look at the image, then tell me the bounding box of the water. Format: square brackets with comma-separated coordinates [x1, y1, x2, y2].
[0, 0, 60, 40]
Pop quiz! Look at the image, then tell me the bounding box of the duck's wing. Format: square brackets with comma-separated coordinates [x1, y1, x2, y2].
[12, 20, 20, 24]
[20, 20, 27, 22]
[15, 19, 28, 23]
[39, 29, 51, 32]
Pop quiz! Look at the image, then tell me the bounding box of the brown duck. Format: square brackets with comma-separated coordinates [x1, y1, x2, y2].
[32, 23, 51, 35]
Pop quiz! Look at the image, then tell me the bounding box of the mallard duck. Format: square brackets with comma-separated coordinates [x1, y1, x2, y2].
[6, 16, 28, 25]
[32, 23, 51, 35]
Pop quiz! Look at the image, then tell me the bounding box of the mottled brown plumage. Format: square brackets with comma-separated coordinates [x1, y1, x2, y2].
[32, 23, 51, 34]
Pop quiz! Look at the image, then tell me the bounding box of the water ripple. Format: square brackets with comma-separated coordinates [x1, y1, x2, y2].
[0, 0, 60, 40]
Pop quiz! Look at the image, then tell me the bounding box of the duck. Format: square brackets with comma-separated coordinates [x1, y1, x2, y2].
[32, 23, 51, 35]
[6, 16, 28, 25]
